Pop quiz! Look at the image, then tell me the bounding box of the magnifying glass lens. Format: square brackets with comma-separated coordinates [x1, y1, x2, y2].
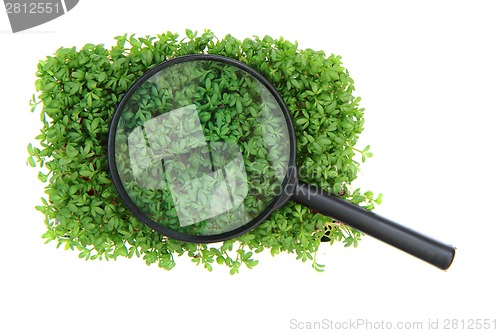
[113, 59, 292, 238]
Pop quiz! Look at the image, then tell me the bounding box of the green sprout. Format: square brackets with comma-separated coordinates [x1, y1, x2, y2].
[28, 29, 380, 273]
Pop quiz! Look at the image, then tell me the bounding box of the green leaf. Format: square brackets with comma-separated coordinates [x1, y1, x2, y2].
[90, 118, 100, 132]
[317, 137, 331, 146]
[71, 71, 84, 79]
[229, 266, 239, 275]
[94, 206, 105, 215]
[79, 170, 93, 177]
[129, 35, 141, 48]
[296, 118, 308, 125]
[97, 72, 107, 82]
[27, 156, 36, 167]
[142, 50, 153, 64]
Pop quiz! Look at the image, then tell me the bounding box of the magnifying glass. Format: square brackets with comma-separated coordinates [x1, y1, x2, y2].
[108, 54, 455, 270]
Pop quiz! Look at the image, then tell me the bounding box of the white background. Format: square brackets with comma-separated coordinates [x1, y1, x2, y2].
[1, 1, 499, 332]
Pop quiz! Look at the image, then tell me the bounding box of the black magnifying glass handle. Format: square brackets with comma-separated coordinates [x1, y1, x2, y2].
[293, 181, 456, 270]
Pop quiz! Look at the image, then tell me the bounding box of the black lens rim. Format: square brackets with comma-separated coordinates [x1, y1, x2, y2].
[108, 54, 297, 243]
